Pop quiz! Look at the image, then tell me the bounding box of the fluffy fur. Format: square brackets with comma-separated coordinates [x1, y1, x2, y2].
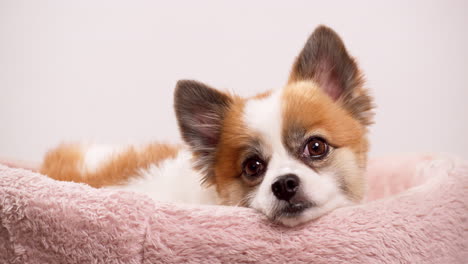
[40, 25, 374, 226]
[2, 154, 467, 263]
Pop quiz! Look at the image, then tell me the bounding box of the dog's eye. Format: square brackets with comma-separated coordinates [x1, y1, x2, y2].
[243, 157, 265, 178]
[303, 137, 329, 158]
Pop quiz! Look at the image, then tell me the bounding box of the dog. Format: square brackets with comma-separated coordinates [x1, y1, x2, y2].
[41, 25, 373, 226]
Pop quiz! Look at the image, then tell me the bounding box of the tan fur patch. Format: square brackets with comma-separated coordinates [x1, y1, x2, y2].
[325, 148, 366, 201]
[41, 143, 179, 188]
[283, 82, 366, 149]
[212, 95, 261, 205]
[282, 81, 368, 200]
[251, 90, 272, 100]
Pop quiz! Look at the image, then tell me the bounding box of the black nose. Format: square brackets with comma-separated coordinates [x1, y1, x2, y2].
[271, 174, 300, 201]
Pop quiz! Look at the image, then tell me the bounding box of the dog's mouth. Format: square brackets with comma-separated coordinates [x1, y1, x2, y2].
[264, 194, 354, 226]
[271, 200, 315, 221]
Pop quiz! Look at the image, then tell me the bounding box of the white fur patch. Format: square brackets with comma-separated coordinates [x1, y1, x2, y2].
[107, 149, 219, 205]
[81, 145, 124, 174]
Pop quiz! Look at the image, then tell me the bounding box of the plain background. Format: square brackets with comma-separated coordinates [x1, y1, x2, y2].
[1, 0, 467, 162]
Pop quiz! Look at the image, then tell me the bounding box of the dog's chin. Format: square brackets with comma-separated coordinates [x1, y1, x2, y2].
[269, 197, 354, 227]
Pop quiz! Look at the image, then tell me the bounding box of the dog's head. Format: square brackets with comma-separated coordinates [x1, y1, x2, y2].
[174, 26, 373, 226]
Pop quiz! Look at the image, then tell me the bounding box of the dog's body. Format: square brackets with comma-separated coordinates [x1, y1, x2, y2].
[41, 143, 218, 204]
[41, 26, 373, 226]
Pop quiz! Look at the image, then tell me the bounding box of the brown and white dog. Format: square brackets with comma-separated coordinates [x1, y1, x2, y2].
[41, 25, 373, 226]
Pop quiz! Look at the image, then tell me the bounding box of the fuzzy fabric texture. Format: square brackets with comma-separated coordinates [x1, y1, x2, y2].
[0, 154, 467, 264]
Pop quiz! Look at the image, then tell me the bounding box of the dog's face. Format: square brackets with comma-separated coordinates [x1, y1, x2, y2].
[174, 26, 373, 226]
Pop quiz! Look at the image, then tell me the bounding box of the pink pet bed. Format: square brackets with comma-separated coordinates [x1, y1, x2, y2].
[1, 154, 467, 263]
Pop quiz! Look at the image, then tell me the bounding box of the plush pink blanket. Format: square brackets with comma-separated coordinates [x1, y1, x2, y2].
[1, 154, 467, 263]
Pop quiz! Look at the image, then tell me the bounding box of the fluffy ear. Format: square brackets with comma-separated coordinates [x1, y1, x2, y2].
[174, 80, 232, 182]
[288, 25, 373, 125]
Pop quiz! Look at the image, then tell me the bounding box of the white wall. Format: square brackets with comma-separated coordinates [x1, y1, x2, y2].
[1, 0, 467, 162]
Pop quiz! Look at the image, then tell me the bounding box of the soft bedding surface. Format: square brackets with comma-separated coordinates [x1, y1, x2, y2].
[0, 154, 467, 263]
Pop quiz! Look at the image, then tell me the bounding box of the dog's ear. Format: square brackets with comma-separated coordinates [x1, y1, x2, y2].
[288, 25, 373, 125]
[174, 80, 232, 182]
